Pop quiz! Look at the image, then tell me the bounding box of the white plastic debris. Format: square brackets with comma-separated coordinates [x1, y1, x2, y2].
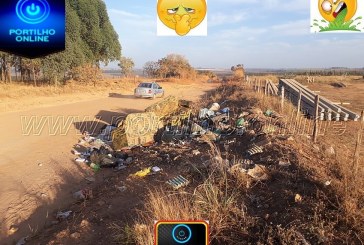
[152, 166, 162, 172]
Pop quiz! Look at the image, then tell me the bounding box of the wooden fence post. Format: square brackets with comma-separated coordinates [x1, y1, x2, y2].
[296, 89, 302, 120]
[353, 110, 364, 175]
[313, 95, 320, 143]
[280, 86, 285, 112]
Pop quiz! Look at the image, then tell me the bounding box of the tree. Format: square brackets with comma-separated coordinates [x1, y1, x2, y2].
[119, 57, 134, 77]
[0, 0, 122, 85]
[143, 61, 159, 78]
[153, 54, 195, 79]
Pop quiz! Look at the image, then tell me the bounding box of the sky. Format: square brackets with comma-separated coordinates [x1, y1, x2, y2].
[104, 0, 364, 69]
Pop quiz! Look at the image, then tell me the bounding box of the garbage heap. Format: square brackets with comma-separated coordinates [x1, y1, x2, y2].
[72, 94, 282, 174]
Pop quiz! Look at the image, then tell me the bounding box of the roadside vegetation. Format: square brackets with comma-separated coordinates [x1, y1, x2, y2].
[116, 80, 364, 244]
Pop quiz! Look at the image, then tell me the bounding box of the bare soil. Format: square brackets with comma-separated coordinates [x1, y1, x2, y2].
[0, 81, 217, 245]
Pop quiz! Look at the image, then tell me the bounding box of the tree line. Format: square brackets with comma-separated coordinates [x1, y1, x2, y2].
[0, 0, 121, 86]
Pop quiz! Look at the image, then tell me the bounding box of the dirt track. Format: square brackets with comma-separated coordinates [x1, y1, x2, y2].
[0, 82, 217, 244]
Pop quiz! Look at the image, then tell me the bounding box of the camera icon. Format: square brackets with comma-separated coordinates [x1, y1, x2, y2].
[172, 224, 192, 243]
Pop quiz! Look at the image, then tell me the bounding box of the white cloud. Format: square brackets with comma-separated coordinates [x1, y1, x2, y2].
[271, 19, 310, 36]
[209, 12, 248, 26]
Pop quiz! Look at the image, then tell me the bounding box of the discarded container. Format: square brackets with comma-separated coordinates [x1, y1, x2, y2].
[132, 167, 151, 178]
[236, 118, 245, 127]
[166, 175, 190, 190]
[199, 108, 215, 119]
[209, 103, 220, 111]
[90, 163, 101, 172]
[56, 210, 72, 220]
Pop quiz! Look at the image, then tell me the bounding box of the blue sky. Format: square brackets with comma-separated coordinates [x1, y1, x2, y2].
[104, 0, 364, 69]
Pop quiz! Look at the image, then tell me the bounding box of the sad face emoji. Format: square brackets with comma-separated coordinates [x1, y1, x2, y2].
[319, 0, 357, 22]
[157, 0, 207, 36]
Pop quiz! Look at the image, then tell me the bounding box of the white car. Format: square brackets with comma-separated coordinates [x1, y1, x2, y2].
[134, 82, 165, 99]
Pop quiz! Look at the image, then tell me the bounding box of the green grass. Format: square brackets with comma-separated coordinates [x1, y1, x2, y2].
[312, 9, 362, 32]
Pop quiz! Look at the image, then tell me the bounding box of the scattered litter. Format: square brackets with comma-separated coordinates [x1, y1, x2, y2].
[38, 163, 43, 167]
[73, 188, 93, 200]
[132, 167, 151, 178]
[72, 149, 82, 155]
[264, 109, 273, 117]
[16, 236, 28, 245]
[325, 180, 331, 186]
[295, 194, 303, 203]
[278, 160, 291, 167]
[85, 176, 96, 182]
[90, 163, 101, 172]
[116, 185, 127, 192]
[114, 164, 127, 171]
[125, 157, 133, 165]
[199, 108, 215, 119]
[236, 118, 245, 127]
[209, 102, 220, 111]
[246, 164, 269, 180]
[152, 166, 162, 172]
[221, 107, 230, 114]
[192, 150, 201, 156]
[9, 226, 18, 235]
[56, 210, 72, 220]
[166, 175, 190, 190]
[75, 158, 87, 163]
[246, 144, 263, 156]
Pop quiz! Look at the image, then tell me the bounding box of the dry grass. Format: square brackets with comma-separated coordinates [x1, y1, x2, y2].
[111, 77, 364, 244]
[0, 78, 137, 100]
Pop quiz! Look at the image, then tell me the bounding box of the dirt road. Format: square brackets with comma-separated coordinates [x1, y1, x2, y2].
[0, 82, 216, 244]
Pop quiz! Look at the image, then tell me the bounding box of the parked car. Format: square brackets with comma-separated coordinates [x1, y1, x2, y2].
[134, 82, 164, 99]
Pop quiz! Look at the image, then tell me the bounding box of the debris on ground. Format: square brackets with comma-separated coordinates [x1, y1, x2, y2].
[246, 164, 269, 180]
[56, 211, 72, 220]
[295, 194, 303, 203]
[16, 236, 28, 245]
[166, 175, 190, 190]
[131, 167, 151, 178]
[73, 188, 93, 201]
[152, 166, 162, 172]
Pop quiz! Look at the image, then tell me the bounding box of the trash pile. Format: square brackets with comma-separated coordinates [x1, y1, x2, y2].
[73, 130, 132, 172]
[72, 94, 283, 176]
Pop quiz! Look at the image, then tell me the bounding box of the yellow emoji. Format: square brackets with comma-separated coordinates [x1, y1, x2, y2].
[157, 0, 207, 36]
[318, 0, 357, 22]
